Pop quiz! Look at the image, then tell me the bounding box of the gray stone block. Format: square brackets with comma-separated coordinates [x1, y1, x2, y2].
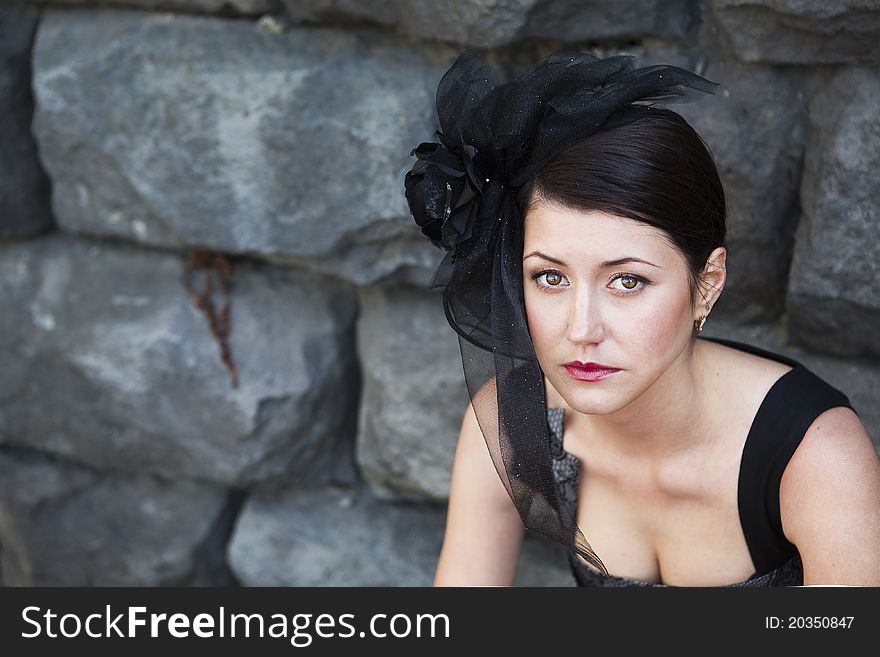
[674, 53, 809, 323]
[30, 8, 454, 286]
[0, 233, 360, 487]
[283, 0, 701, 47]
[228, 484, 445, 585]
[0, 446, 231, 585]
[0, 1, 53, 238]
[519, 0, 701, 44]
[355, 284, 467, 502]
[24, 0, 283, 16]
[713, 0, 880, 64]
[227, 483, 574, 586]
[787, 67, 880, 357]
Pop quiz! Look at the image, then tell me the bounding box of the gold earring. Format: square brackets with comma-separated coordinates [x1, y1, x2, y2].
[695, 303, 711, 332]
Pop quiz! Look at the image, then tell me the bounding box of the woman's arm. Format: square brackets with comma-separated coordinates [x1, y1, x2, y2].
[433, 399, 526, 586]
[780, 406, 880, 585]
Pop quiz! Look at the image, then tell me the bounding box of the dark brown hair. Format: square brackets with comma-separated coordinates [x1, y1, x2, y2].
[516, 106, 727, 317]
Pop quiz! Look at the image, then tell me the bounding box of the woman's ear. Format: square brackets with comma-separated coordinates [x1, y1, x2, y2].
[698, 246, 727, 312]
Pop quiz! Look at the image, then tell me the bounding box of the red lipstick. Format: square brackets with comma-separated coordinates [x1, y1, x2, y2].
[563, 361, 621, 382]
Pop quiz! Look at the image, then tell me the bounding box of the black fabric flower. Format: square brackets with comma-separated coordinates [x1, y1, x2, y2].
[404, 130, 484, 253]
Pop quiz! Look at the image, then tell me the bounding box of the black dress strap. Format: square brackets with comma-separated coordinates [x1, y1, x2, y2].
[698, 336, 859, 574]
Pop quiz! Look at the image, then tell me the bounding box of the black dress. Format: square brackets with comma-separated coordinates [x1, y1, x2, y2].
[546, 335, 858, 587]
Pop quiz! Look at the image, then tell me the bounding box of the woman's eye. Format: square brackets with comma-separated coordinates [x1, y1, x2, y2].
[543, 271, 564, 286]
[530, 270, 567, 290]
[610, 273, 648, 294]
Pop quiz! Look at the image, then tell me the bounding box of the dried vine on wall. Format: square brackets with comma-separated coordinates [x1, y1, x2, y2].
[182, 250, 239, 388]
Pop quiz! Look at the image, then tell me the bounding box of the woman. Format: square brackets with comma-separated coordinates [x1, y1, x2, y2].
[405, 50, 880, 586]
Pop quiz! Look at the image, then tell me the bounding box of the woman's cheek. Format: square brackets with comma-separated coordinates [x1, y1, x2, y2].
[525, 293, 563, 352]
[628, 292, 688, 359]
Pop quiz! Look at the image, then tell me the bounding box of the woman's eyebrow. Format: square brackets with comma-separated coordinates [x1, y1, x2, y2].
[523, 251, 660, 269]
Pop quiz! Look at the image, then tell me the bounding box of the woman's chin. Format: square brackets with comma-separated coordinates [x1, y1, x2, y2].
[557, 387, 625, 416]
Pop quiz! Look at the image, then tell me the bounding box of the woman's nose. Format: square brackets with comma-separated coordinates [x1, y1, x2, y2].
[567, 293, 605, 344]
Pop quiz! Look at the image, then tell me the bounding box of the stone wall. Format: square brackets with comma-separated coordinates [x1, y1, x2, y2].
[0, 0, 877, 586]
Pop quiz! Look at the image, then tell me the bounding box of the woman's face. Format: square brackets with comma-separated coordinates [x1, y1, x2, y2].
[523, 201, 699, 416]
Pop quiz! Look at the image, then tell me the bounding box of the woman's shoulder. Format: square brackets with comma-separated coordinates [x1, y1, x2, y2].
[696, 335, 796, 386]
[777, 402, 878, 582]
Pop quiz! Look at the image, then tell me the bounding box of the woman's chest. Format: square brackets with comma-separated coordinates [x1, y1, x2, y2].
[563, 420, 758, 586]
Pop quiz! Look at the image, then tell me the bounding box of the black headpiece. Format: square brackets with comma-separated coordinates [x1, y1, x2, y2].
[405, 49, 718, 574]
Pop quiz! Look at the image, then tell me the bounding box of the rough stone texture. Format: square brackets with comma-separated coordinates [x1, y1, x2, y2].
[228, 485, 443, 586]
[282, 0, 702, 47]
[700, 321, 880, 450]
[355, 284, 468, 502]
[787, 67, 880, 358]
[30, 8, 453, 286]
[713, 0, 880, 64]
[519, 0, 702, 44]
[0, 446, 234, 585]
[227, 484, 574, 586]
[0, 233, 360, 487]
[0, 2, 54, 238]
[283, 0, 529, 46]
[24, 0, 283, 15]
[673, 53, 810, 323]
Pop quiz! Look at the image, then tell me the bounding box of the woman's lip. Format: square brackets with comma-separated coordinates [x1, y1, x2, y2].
[563, 364, 621, 382]
[564, 361, 619, 371]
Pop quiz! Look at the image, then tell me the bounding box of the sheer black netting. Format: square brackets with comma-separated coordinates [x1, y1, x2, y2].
[404, 49, 719, 575]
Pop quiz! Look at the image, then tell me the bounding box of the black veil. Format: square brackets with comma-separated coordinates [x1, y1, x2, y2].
[405, 50, 719, 574]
